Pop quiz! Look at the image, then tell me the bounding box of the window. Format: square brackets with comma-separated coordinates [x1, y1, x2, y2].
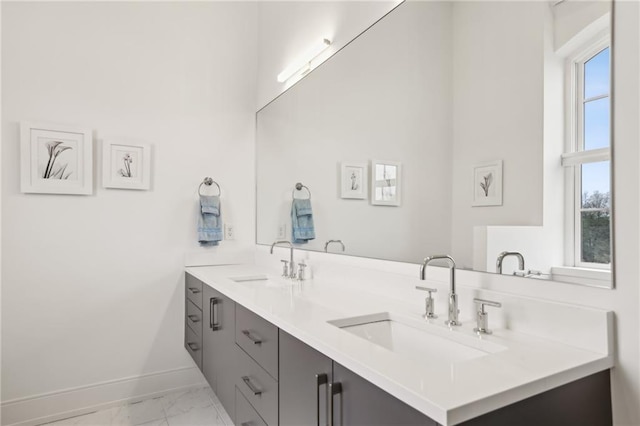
[563, 39, 611, 268]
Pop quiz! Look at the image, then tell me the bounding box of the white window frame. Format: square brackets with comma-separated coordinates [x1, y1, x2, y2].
[562, 35, 611, 270]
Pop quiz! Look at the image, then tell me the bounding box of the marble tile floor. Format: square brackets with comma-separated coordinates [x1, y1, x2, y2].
[40, 386, 234, 426]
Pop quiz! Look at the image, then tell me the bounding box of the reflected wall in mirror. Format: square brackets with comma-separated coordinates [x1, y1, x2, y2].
[256, 0, 613, 287]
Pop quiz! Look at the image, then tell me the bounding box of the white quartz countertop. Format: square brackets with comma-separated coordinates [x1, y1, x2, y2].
[186, 264, 613, 425]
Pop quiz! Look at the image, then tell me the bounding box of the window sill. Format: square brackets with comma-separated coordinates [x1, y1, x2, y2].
[550, 266, 612, 287]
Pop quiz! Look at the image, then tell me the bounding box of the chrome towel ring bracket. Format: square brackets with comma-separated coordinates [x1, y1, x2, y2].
[198, 177, 221, 196]
[292, 182, 311, 200]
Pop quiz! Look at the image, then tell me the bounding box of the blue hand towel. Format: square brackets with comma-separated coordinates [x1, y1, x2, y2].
[291, 198, 315, 243]
[198, 195, 223, 246]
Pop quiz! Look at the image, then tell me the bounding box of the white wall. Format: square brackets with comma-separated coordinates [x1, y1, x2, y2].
[256, 1, 453, 263]
[553, 0, 610, 53]
[1, 2, 257, 423]
[257, 0, 399, 109]
[451, 1, 546, 270]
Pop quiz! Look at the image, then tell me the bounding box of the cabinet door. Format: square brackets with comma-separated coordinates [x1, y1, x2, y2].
[202, 286, 236, 422]
[279, 330, 333, 426]
[332, 362, 436, 426]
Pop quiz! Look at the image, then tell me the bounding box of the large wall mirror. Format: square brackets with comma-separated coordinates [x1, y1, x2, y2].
[256, 0, 613, 287]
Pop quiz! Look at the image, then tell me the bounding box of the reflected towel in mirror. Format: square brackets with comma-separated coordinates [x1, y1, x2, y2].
[291, 198, 315, 243]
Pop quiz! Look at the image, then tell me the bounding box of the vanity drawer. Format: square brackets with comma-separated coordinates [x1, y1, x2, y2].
[185, 273, 203, 310]
[236, 387, 267, 426]
[236, 305, 278, 379]
[236, 346, 278, 426]
[184, 324, 202, 370]
[185, 299, 202, 337]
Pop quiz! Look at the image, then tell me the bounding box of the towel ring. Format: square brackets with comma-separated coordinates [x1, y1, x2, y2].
[292, 182, 311, 200]
[198, 177, 221, 196]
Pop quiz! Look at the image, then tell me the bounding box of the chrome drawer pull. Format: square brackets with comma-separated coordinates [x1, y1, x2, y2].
[210, 297, 221, 331]
[242, 376, 262, 396]
[187, 342, 200, 351]
[316, 373, 328, 426]
[188, 287, 201, 294]
[329, 382, 342, 426]
[242, 329, 263, 345]
[240, 423, 253, 426]
[187, 314, 200, 323]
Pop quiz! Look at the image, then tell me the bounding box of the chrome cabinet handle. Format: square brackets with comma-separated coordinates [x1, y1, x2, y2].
[329, 382, 342, 426]
[241, 329, 262, 345]
[187, 314, 200, 323]
[210, 297, 221, 331]
[242, 376, 262, 396]
[188, 287, 201, 294]
[187, 342, 200, 351]
[240, 423, 253, 426]
[315, 373, 328, 426]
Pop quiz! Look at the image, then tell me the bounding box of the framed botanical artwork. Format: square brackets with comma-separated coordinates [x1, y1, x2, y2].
[20, 122, 93, 195]
[472, 160, 503, 207]
[371, 160, 401, 206]
[102, 141, 151, 190]
[340, 162, 367, 199]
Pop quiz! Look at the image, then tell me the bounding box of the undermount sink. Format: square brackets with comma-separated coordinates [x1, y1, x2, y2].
[229, 274, 291, 288]
[229, 275, 270, 283]
[328, 312, 507, 364]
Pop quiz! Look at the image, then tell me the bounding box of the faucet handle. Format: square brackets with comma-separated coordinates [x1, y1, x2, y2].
[297, 262, 307, 281]
[415, 286, 438, 319]
[280, 260, 290, 278]
[473, 298, 502, 335]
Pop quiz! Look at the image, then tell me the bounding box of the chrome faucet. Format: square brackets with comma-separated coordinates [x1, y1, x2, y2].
[496, 251, 525, 274]
[420, 255, 459, 326]
[270, 240, 296, 279]
[324, 239, 345, 253]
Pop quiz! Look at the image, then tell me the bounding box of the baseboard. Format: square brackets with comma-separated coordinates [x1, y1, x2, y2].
[1, 367, 207, 426]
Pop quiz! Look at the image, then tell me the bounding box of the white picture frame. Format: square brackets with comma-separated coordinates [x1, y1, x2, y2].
[102, 140, 151, 190]
[371, 160, 401, 206]
[472, 160, 503, 207]
[20, 122, 93, 195]
[340, 162, 367, 199]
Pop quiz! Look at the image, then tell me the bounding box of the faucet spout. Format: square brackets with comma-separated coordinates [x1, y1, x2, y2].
[270, 240, 295, 278]
[496, 251, 525, 274]
[420, 255, 459, 326]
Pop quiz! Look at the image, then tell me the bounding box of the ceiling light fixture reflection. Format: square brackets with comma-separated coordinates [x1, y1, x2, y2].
[277, 38, 332, 83]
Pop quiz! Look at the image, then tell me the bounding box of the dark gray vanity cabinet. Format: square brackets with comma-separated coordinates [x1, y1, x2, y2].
[332, 362, 437, 426]
[279, 330, 435, 426]
[236, 387, 268, 426]
[235, 305, 280, 426]
[201, 284, 236, 423]
[279, 330, 333, 426]
[184, 275, 203, 370]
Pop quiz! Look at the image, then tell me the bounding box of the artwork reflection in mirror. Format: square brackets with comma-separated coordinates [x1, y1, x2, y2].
[372, 161, 401, 207]
[340, 162, 367, 200]
[256, 0, 612, 287]
[472, 160, 503, 207]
